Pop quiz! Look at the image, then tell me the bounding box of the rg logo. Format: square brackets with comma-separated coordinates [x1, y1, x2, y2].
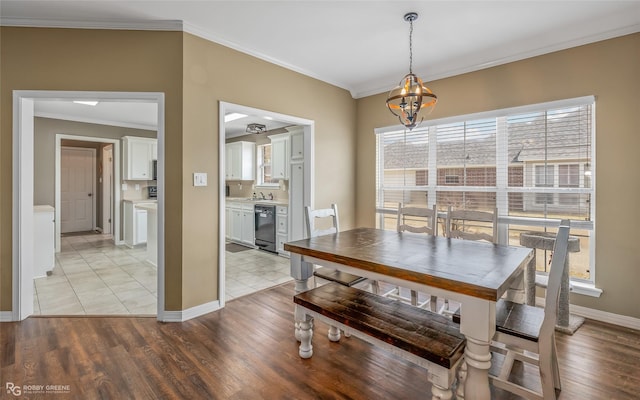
[5, 382, 21, 396]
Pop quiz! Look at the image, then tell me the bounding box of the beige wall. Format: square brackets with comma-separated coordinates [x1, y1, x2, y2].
[34, 117, 156, 206]
[181, 33, 356, 308]
[1, 27, 356, 313]
[0, 27, 184, 311]
[356, 33, 640, 318]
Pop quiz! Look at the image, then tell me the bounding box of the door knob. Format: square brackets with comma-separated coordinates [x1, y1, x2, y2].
[88, 193, 92, 197]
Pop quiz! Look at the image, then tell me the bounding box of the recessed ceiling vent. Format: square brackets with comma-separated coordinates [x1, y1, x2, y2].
[246, 123, 267, 134]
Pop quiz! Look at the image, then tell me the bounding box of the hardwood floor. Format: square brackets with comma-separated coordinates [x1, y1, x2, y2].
[2, 282, 639, 399]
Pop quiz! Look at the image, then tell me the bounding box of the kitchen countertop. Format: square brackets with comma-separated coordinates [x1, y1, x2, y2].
[135, 203, 157, 212]
[123, 199, 158, 204]
[226, 197, 288, 206]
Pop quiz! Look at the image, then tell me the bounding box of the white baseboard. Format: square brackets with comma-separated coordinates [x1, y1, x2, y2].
[535, 297, 640, 331]
[161, 300, 221, 322]
[0, 311, 14, 322]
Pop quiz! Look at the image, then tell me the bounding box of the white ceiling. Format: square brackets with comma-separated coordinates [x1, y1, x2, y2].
[6, 1, 640, 131]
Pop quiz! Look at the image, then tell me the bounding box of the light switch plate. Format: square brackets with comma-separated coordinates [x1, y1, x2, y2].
[193, 172, 207, 187]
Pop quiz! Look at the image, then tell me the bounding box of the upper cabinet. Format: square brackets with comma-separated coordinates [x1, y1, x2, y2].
[289, 127, 304, 161]
[226, 141, 256, 180]
[122, 136, 157, 181]
[270, 128, 304, 181]
[270, 133, 289, 180]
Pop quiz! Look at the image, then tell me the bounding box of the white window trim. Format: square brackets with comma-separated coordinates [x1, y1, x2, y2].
[256, 143, 278, 188]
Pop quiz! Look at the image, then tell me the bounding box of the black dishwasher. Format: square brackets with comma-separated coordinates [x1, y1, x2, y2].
[255, 205, 276, 253]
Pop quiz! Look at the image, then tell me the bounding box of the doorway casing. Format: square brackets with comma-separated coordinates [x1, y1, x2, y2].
[218, 101, 314, 307]
[12, 90, 166, 321]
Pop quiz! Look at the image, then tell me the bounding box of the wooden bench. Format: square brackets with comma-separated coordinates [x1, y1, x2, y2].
[294, 282, 466, 399]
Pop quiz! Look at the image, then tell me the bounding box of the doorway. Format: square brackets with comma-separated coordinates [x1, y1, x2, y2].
[218, 102, 314, 307]
[12, 90, 166, 321]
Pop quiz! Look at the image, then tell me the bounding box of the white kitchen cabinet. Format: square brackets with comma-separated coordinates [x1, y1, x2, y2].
[270, 133, 289, 180]
[34, 205, 55, 278]
[228, 201, 255, 247]
[123, 136, 157, 180]
[276, 205, 289, 256]
[225, 141, 256, 180]
[241, 204, 255, 247]
[225, 206, 232, 240]
[289, 127, 304, 161]
[123, 200, 152, 247]
[289, 162, 305, 242]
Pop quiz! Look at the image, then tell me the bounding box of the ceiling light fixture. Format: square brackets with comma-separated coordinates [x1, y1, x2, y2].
[246, 123, 267, 134]
[224, 112, 247, 123]
[73, 100, 99, 106]
[386, 12, 437, 130]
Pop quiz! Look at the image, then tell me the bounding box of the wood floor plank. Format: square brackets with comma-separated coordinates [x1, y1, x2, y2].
[1, 282, 639, 399]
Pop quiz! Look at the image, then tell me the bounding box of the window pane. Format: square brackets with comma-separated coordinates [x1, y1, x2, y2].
[436, 191, 496, 211]
[436, 119, 496, 186]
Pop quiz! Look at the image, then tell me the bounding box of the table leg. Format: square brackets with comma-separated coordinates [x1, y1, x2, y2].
[291, 254, 314, 341]
[459, 299, 495, 400]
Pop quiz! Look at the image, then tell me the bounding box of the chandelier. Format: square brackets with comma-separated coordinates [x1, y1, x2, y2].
[386, 12, 437, 130]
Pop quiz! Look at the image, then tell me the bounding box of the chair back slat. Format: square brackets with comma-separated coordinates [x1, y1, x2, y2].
[540, 220, 571, 336]
[445, 206, 498, 243]
[304, 204, 339, 238]
[396, 203, 438, 236]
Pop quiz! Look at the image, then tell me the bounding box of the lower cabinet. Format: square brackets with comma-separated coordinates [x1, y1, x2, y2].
[34, 205, 55, 278]
[276, 205, 289, 257]
[124, 201, 151, 247]
[227, 202, 255, 247]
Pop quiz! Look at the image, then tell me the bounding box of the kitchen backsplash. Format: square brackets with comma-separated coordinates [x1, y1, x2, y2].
[227, 180, 288, 201]
[121, 180, 156, 200]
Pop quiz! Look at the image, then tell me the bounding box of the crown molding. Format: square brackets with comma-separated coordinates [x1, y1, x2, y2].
[0, 17, 183, 31]
[353, 23, 640, 99]
[3, 17, 638, 100]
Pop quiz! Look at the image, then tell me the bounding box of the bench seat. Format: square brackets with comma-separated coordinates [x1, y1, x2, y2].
[294, 282, 466, 397]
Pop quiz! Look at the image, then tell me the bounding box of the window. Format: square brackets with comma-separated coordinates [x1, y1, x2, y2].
[535, 165, 554, 205]
[256, 144, 276, 186]
[376, 96, 595, 282]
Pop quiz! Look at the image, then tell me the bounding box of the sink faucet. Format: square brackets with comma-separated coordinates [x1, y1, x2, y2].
[260, 192, 266, 200]
[268, 192, 274, 200]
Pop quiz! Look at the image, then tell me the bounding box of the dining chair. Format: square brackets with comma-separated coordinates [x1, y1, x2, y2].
[489, 220, 571, 400]
[440, 206, 499, 314]
[303, 204, 368, 289]
[383, 203, 438, 310]
[445, 206, 498, 243]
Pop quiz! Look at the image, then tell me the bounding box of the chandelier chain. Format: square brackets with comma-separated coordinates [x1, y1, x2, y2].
[409, 19, 413, 74]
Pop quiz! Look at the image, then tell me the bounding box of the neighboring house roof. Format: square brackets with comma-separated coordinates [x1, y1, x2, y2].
[383, 107, 592, 169]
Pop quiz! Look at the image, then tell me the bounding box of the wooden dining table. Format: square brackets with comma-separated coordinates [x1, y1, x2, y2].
[285, 227, 534, 400]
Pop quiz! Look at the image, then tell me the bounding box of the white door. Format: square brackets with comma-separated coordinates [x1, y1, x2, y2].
[102, 145, 113, 234]
[61, 147, 95, 233]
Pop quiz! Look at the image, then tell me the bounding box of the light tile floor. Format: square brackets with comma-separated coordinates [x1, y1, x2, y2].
[34, 233, 291, 316]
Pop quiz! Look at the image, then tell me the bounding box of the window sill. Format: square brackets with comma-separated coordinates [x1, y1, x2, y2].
[254, 184, 279, 190]
[570, 280, 603, 298]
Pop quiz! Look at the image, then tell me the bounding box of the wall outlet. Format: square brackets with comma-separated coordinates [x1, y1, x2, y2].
[122, 183, 128, 191]
[135, 184, 140, 191]
[193, 172, 207, 187]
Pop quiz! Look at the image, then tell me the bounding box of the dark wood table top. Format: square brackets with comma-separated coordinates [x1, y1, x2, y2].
[285, 227, 533, 301]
